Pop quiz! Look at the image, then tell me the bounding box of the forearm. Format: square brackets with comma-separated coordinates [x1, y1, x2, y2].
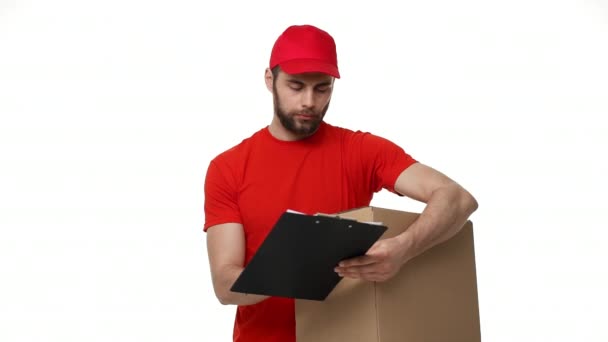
[214, 264, 269, 306]
[397, 183, 478, 262]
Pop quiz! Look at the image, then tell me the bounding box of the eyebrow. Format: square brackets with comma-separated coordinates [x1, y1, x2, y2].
[287, 79, 333, 87]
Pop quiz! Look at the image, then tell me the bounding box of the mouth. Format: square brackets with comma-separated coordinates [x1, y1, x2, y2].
[294, 113, 318, 121]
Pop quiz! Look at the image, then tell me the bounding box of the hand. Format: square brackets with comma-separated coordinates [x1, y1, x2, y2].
[334, 236, 410, 282]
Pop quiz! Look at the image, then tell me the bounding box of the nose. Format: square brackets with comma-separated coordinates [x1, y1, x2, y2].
[301, 89, 315, 109]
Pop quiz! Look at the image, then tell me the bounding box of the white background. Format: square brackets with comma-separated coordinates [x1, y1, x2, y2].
[1, 0, 607, 341]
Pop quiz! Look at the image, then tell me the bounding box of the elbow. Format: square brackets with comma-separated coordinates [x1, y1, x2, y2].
[218, 289, 238, 306]
[216, 290, 228, 305]
[447, 182, 478, 216]
[216, 292, 233, 306]
[213, 284, 235, 306]
[462, 189, 478, 215]
[218, 296, 231, 306]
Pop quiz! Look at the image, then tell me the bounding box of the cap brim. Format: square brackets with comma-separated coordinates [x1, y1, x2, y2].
[279, 59, 340, 79]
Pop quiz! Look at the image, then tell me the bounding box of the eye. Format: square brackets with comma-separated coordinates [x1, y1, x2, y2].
[316, 86, 330, 93]
[286, 81, 304, 91]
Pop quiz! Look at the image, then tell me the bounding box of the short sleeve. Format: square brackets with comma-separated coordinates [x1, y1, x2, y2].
[203, 159, 242, 232]
[357, 132, 417, 194]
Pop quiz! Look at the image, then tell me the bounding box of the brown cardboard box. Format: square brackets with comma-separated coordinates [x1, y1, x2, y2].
[296, 206, 481, 342]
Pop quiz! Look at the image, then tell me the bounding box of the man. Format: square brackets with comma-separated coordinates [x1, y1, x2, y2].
[204, 24, 478, 342]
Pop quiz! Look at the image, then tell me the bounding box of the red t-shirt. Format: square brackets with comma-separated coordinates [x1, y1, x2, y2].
[204, 121, 416, 342]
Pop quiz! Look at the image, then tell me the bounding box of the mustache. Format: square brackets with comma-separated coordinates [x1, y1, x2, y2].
[292, 110, 321, 117]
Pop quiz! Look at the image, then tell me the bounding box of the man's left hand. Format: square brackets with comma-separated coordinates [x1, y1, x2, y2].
[334, 236, 411, 282]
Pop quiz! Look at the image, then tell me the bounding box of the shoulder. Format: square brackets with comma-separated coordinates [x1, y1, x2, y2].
[208, 127, 266, 169]
[204, 128, 265, 189]
[323, 122, 397, 147]
[322, 122, 367, 142]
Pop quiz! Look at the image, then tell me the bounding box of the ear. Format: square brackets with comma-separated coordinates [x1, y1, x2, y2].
[264, 68, 273, 92]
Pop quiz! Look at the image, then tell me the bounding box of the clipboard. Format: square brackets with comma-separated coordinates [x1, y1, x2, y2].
[230, 210, 388, 301]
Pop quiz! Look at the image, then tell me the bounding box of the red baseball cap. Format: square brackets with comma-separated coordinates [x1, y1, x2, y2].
[269, 25, 340, 78]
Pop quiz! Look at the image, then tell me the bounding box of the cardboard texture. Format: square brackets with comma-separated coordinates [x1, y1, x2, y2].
[295, 206, 481, 342]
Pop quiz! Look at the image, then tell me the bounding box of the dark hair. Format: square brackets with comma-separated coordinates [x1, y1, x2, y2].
[271, 66, 281, 80]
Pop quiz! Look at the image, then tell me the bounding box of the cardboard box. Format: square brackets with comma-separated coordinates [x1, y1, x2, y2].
[295, 206, 481, 342]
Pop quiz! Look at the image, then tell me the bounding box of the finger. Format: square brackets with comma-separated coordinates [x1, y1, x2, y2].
[338, 254, 379, 268]
[337, 263, 385, 275]
[340, 271, 386, 282]
[365, 243, 390, 260]
[340, 268, 392, 282]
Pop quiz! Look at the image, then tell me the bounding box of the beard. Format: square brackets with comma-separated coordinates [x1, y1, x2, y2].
[272, 86, 330, 137]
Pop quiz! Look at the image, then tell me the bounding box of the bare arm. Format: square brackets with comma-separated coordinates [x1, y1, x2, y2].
[336, 163, 478, 281]
[206, 223, 269, 305]
[392, 163, 478, 261]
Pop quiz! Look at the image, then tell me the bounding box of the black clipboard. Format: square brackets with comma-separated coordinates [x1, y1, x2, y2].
[230, 211, 388, 301]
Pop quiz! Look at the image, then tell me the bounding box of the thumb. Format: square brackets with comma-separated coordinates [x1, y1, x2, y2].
[365, 240, 389, 259]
